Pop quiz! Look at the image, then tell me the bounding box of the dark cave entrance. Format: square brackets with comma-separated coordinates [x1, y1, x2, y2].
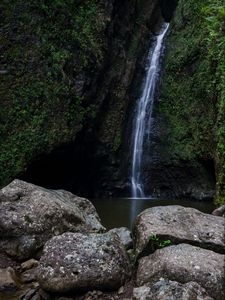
[19, 134, 103, 198]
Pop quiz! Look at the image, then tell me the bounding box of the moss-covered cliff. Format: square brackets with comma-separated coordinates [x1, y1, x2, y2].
[160, 0, 225, 204]
[0, 0, 108, 186]
[0, 0, 164, 194]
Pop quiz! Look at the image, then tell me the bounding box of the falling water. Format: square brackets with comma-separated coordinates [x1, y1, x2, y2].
[131, 23, 169, 198]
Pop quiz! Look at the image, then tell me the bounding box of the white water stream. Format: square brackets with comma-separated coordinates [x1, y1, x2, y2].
[131, 23, 169, 198]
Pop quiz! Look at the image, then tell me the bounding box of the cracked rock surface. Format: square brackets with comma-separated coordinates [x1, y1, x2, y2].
[136, 243, 225, 300]
[37, 232, 131, 293]
[133, 205, 225, 258]
[133, 279, 214, 300]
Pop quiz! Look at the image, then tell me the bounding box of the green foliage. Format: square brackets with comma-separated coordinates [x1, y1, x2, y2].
[37, 0, 107, 67]
[0, 0, 107, 186]
[203, 1, 225, 204]
[149, 234, 172, 251]
[160, 0, 225, 203]
[161, 0, 215, 159]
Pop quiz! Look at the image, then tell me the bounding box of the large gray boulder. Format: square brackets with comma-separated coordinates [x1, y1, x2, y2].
[136, 244, 225, 300]
[133, 205, 225, 258]
[37, 232, 131, 293]
[133, 280, 213, 300]
[0, 180, 105, 260]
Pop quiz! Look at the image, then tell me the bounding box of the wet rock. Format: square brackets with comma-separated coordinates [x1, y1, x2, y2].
[20, 258, 39, 284]
[133, 279, 213, 300]
[0, 180, 105, 260]
[20, 268, 38, 284]
[136, 244, 225, 300]
[37, 232, 131, 293]
[20, 287, 50, 300]
[133, 205, 225, 258]
[0, 267, 19, 292]
[37, 289, 51, 300]
[108, 227, 133, 249]
[21, 288, 37, 300]
[212, 204, 225, 217]
[21, 259, 39, 272]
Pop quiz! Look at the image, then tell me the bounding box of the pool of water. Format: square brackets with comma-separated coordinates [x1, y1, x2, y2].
[91, 198, 215, 230]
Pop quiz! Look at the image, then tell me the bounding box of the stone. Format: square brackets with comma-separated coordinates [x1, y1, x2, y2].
[37, 232, 131, 293]
[133, 280, 213, 300]
[0, 253, 19, 268]
[133, 205, 225, 258]
[21, 259, 39, 271]
[0, 180, 105, 260]
[133, 285, 150, 300]
[0, 267, 19, 292]
[21, 288, 37, 300]
[212, 204, 225, 217]
[136, 244, 225, 300]
[20, 268, 38, 283]
[118, 286, 124, 294]
[108, 227, 133, 249]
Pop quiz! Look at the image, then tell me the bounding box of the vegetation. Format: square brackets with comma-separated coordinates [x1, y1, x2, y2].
[160, 0, 225, 204]
[149, 234, 172, 251]
[0, 0, 108, 186]
[203, 2, 225, 204]
[0, 0, 158, 187]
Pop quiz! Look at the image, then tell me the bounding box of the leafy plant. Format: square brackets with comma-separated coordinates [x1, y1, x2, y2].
[149, 234, 172, 251]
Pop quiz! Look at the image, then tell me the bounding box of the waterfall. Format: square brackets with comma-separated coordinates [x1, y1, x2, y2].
[131, 23, 169, 199]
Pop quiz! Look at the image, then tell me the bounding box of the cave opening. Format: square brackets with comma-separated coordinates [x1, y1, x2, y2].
[19, 133, 103, 198]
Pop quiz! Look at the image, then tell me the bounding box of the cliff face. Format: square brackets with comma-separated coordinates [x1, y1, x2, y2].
[0, 0, 163, 196]
[159, 0, 225, 203]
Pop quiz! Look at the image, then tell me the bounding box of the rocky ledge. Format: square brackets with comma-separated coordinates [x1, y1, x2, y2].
[0, 180, 224, 299]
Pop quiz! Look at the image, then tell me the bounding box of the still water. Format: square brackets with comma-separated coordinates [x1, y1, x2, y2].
[91, 198, 215, 230]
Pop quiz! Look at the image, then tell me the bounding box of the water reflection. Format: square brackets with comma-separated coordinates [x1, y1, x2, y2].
[91, 198, 215, 230]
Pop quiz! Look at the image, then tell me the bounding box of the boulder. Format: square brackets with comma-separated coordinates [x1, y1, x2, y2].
[108, 227, 133, 249]
[133, 280, 213, 300]
[212, 204, 225, 217]
[37, 232, 131, 293]
[21, 259, 39, 272]
[133, 285, 151, 300]
[0, 180, 105, 260]
[0, 267, 19, 292]
[133, 205, 225, 258]
[136, 244, 225, 300]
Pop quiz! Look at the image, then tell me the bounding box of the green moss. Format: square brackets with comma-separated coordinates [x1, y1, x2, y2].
[204, 2, 225, 204]
[160, 0, 225, 204]
[0, 0, 108, 186]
